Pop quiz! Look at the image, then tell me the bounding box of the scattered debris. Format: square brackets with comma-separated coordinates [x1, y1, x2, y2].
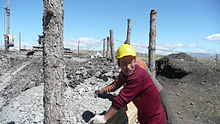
[26, 49, 35, 57]
[90, 52, 103, 58]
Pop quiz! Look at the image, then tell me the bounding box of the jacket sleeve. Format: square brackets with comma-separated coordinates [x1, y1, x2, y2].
[102, 72, 125, 92]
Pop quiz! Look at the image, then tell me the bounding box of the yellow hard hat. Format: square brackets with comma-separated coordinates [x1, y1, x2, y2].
[116, 44, 136, 59]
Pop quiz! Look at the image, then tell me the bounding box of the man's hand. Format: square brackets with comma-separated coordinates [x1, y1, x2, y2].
[88, 115, 106, 124]
[94, 90, 106, 96]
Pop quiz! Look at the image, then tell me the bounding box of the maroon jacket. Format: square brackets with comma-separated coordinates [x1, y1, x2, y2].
[112, 65, 166, 124]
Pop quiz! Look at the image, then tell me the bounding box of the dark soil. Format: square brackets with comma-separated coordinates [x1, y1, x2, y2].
[156, 52, 220, 124]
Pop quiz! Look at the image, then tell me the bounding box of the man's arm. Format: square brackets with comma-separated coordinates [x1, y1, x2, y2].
[104, 106, 118, 120]
[88, 106, 118, 124]
[103, 74, 125, 92]
[96, 72, 125, 94]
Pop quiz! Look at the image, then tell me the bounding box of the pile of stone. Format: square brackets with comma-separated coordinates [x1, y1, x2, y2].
[0, 53, 121, 124]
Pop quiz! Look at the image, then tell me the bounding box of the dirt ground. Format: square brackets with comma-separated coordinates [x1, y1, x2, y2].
[0, 50, 219, 124]
[156, 52, 220, 124]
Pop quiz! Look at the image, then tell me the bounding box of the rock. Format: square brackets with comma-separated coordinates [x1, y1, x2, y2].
[73, 116, 77, 124]
[6, 121, 15, 124]
[90, 52, 103, 58]
[78, 88, 85, 95]
[200, 82, 205, 85]
[176, 93, 180, 96]
[22, 81, 36, 92]
[89, 81, 96, 85]
[75, 70, 82, 75]
[177, 111, 182, 115]
[68, 80, 80, 89]
[94, 71, 101, 78]
[99, 75, 108, 82]
[87, 87, 93, 91]
[190, 102, 194, 105]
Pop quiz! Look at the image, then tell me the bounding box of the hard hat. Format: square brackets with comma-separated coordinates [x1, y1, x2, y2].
[116, 44, 136, 59]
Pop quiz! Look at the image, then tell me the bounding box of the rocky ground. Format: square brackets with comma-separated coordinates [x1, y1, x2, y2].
[0, 50, 219, 124]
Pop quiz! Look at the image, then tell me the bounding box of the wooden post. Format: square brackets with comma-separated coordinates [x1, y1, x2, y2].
[148, 9, 157, 77]
[110, 30, 115, 62]
[78, 40, 80, 57]
[124, 18, 132, 44]
[6, 0, 10, 35]
[38, 35, 43, 46]
[106, 36, 110, 59]
[103, 38, 106, 57]
[5, 0, 10, 51]
[217, 54, 220, 70]
[42, 0, 65, 123]
[19, 32, 21, 51]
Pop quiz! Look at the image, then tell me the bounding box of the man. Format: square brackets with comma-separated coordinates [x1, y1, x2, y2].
[89, 44, 166, 124]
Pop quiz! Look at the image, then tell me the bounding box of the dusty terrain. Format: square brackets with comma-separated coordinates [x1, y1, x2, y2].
[0, 50, 219, 124]
[156, 53, 220, 124]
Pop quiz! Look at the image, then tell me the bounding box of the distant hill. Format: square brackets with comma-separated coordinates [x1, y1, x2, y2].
[189, 53, 219, 59]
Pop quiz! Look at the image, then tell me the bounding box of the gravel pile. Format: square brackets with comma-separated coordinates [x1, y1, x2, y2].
[0, 52, 121, 124]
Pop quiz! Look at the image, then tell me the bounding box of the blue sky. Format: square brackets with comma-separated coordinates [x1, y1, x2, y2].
[0, 0, 219, 55]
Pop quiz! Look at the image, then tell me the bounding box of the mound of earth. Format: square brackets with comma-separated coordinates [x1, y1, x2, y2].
[156, 52, 220, 124]
[156, 52, 196, 79]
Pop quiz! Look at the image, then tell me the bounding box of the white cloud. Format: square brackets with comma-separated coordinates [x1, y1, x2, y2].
[159, 43, 184, 49]
[156, 42, 204, 55]
[127, 42, 148, 54]
[14, 41, 37, 50]
[0, 39, 38, 50]
[64, 37, 101, 49]
[124, 42, 220, 56]
[129, 42, 198, 54]
[21, 42, 33, 48]
[189, 43, 197, 47]
[205, 34, 220, 41]
[158, 43, 200, 50]
[189, 49, 220, 54]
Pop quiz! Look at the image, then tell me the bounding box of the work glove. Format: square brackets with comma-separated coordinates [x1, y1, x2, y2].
[88, 115, 107, 124]
[94, 89, 106, 96]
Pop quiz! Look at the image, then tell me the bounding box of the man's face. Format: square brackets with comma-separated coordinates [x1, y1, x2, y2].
[119, 56, 136, 76]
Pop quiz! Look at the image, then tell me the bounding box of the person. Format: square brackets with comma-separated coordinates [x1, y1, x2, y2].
[89, 44, 166, 124]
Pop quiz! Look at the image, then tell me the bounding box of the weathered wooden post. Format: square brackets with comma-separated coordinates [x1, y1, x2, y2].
[148, 9, 157, 77]
[103, 38, 106, 57]
[78, 40, 80, 57]
[124, 18, 132, 44]
[106, 36, 110, 59]
[217, 54, 220, 70]
[42, 0, 65, 123]
[148, 10, 178, 124]
[110, 30, 115, 62]
[4, 0, 14, 51]
[19, 32, 21, 51]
